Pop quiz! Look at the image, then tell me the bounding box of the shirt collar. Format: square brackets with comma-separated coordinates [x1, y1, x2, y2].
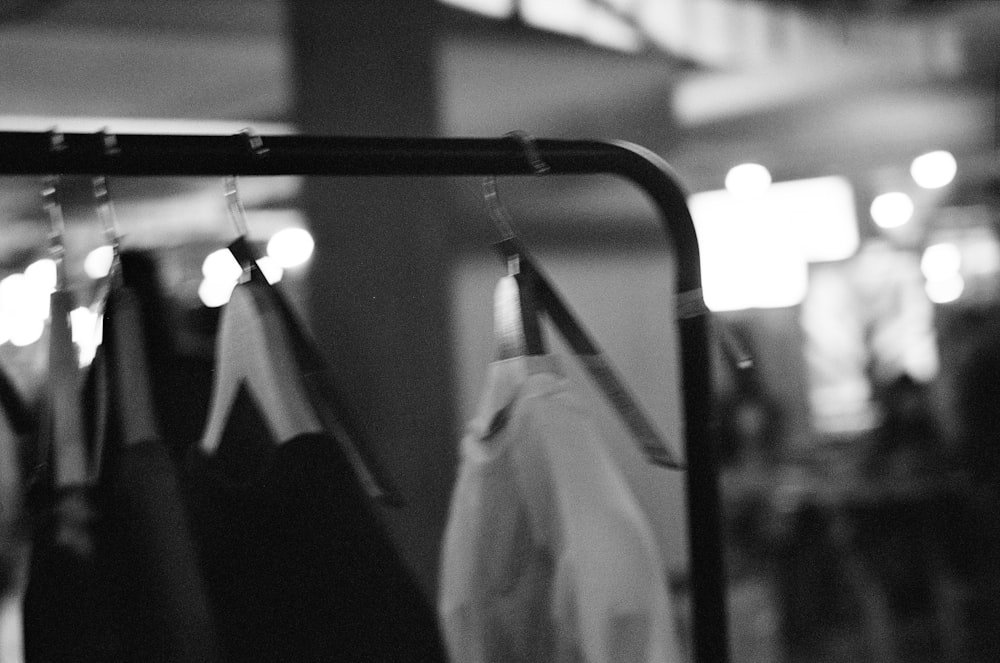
[467, 354, 564, 442]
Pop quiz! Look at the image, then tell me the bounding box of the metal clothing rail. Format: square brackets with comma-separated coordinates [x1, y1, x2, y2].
[0, 130, 729, 663]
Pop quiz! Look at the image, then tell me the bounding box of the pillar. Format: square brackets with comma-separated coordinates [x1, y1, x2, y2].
[288, 0, 455, 597]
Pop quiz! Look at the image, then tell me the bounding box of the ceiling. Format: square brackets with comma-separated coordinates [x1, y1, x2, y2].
[0, 0, 998, 267]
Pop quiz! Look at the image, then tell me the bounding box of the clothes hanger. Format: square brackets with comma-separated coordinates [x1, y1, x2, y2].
[485, 198, 546, 359]
[483, 132, 547, 358]
[202, 168, 324, 448]
[493, 256, 531, 360]
[483, 131, 685, 469]
[41, 136, 90, 488]
[202, 131, 401, 505]
[91, 139, 161, 450]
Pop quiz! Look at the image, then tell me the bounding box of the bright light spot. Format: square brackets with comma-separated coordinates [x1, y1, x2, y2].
[0, 273, 50, 322]
[494, 274, 522, 340]
[688, 176, 858, 311]
[689, 196, 807, 311]
[8, 317, 44, 347]
[256, 256, 284, 284]
[202, 249, 243, 283]
[266, 228, 314, 269]
[84, 246, 115, 279]
[198, 278, 237, 308]
[25, 259, 57, 293]
[0, 274, 27, 305]
[870, 192, 914, 229]
[725, 163, 772, 199]
[70, 307, 100, 345]
[925, 273, 964, 304]
[920, 243, 962, 281]
[582, 7, 642, 51]
[70, 306, 102, 367]
[521, 0, 587, 36]
[437, 0, 515, 18]
[441, 0, 638, 50]
[911, 150, 957, 189]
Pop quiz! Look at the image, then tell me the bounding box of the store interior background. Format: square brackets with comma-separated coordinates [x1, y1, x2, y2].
[2, 0, 1000, 661]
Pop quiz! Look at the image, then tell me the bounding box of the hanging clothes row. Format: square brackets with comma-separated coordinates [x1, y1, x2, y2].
[0, 130, 728, 663]
[17, 240, 447, 662]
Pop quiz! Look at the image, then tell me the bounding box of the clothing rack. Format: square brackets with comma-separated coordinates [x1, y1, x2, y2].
[0, 130, 729, 663]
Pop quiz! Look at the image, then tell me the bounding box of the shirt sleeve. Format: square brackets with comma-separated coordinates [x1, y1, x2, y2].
[512, 384, 683, 663]
[438, 432, 549, 663]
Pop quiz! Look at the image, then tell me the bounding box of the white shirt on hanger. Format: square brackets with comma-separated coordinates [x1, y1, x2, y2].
[439, 354, 683, 663]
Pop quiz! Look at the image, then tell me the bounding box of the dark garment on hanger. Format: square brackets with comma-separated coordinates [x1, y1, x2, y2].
[22, 329, 116, 662]
[23, 281, 219, 663]
[97, 436, 219, 663]
[117, 250, 215, 461]
[0, 363, 33, 437]
[24, 408, 217, 663]
[94, 283, 220, 663]
[0, 364, 29, 599]
[22, 485, 119, 663]
[184, 386, 447, 663]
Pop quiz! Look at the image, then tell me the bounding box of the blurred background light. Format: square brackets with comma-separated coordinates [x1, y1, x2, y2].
[84, 246, 116, 280]
[256, 255, 284, 284]
[925, 273, 964, 304]
[520, 0, 585, 36]
[437, 0, 515, 18]
[920, 242, 961, 282]
[201, 248, 243, 283]
[199, 243, 286, 308]
[7, 317, 44, 348]
[910, 150, 957, 189]
[198, 277, 237, 308]
[25, 258, 57, 293]
[724, 163, 772, 199]
[266, 227, 314, 269]
[689, 175, 857, 311]
[70, 306, 102, 366]
[0, 273, 50, 323]
[870, 192, 914, 229]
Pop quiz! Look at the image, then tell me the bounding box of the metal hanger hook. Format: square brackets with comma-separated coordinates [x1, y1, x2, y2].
[100, 128, 121, 157]
[504, 130, 550, 175]
[42, 129, 68, 289]
[224, 128, 268, 237]
[482, 130, 551, 242]
[239, 126, 269, 158]
[94, 129, 122, 250]
[224, 175, 250, 237]
[482, 175, 517, 241]
[48, 127, 67, 154]
[90, 129, 123, 276]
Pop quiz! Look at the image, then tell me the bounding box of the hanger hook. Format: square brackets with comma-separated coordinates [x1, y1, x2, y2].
[48, 128, 67, 154]
[224, 175, 250, 237]
[43, 129, 68, 290]
[504, 130, 550, 175]
[100, 128, 122, 157]
[93, 128, 122, 281]
[224, 128, 268, 238]
[239, 126, 269, 158]
[482, 130, 551, 243]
